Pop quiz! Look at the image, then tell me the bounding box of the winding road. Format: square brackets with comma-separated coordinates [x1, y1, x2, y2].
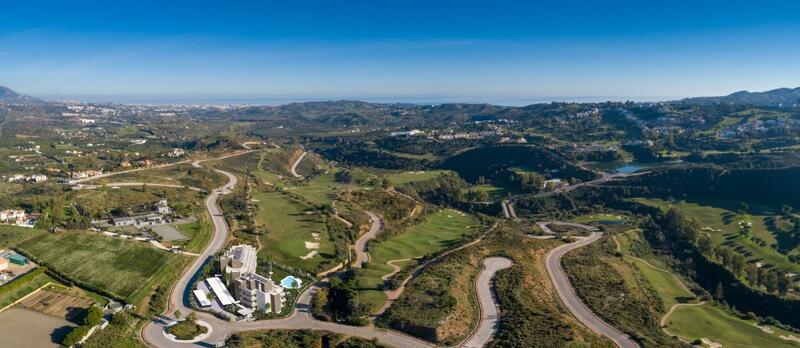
[544, 226, 640, 348]
[351, 211, 382, 268]
[141, 160, 439, 347]
[461, 257, 513, 348]
[290, 151, 308, 178]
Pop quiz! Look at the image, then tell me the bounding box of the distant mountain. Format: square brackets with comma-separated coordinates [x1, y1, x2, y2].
[677, 87, 800, 107]
[0, 85, 42, 104]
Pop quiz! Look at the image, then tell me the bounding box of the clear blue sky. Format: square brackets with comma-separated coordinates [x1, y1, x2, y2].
[2, 0, 799, 103]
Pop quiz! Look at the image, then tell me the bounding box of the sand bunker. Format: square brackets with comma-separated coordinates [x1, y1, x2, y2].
[701, 338, 722, 348]
[300, 251, 318, 260]
[753, 323, 774, 333]
[305, 241, 320, 249]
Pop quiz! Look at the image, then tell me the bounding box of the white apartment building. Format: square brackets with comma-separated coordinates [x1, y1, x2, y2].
[234, 272, 285, 314]
[220, 244, 257, 283]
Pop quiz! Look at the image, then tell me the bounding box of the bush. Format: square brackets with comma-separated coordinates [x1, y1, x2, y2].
[62, 325, 91, 346]
[84, 305, 104, 326]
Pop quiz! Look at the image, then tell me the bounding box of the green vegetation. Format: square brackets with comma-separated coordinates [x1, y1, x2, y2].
[353, 209, 479, 309]
[377, 248, 480, 345]
[167, 313, 207, 340]
[17, 231, 184, 302]
[227, 329, 387, 348]
[252, 190, 337, 272]
[563, 236, 681, 347]
[83, 311, 148, 348]
[571, 213, 626, 224]
[385, 170, 450, 186]
[172, 217, 212, 253]
[0, 225, 46, 246]
[634, 197, 800, 293]
[0, 267, 53, 309]
[290, 168, 377, 206]
[668, 304, 800, 348]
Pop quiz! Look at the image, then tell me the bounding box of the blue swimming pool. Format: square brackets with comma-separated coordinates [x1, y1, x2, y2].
[280, 276, 302, 289]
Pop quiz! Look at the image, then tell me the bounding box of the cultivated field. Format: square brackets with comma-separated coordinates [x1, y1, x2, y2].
[18, 289, 94, 321]
[17, 232, 182, 301]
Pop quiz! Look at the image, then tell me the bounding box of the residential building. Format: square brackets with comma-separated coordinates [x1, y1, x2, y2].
[220, 244, 257, 282]
[155, 199, 172, 215]
[233, 272, 285, 314]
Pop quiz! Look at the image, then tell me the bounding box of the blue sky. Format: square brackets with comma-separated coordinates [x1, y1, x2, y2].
[1, 1, 800, 103]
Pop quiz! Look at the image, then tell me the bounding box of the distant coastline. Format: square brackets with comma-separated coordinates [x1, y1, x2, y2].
[36, 95, 679, 106]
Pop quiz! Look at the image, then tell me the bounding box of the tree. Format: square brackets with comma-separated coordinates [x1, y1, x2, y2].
[714, 282, 725, 301]
[187, 311, 198, 324]
[84, 305, 104, 326]
[173, 309, 182, 320]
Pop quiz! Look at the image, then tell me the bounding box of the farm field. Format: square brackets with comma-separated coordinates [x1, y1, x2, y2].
[633, 197, 800, 273]
[252, 190, 336, 272]
[0, 268, 54, 309]
[0, 225, 46, 247]
[17, 231, 184, 302]
[385, 170, 450, 186]
[353, 209, 480, 309]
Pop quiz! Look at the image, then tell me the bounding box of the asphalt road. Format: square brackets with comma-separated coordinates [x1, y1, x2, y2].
[461, 257, 513, 348]
[545, 230, 640, 348]
[351, 211, 382, 268]
[140, 157, 438, 348]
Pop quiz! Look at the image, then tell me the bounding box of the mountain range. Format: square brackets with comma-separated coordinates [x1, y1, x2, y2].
[1, 84, 800, 107]
[677, 87, 800, 107]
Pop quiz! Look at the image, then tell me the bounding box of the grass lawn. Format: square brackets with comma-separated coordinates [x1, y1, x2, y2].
[290, 168, 377, 206]
[354, 209, 480, 309]
[571, 213, 627, 224]
[668, 304, 800, 348]
[252, 190, 336, 272]
[172, 217, 212, 253]
[633, 197, 800, 274]
[386, 170, 450, 186]
[468, 184, 508, 200]
[18, 231, 184, 302]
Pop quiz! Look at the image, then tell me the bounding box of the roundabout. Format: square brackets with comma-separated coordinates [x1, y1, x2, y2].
[162, 318, 213, 343]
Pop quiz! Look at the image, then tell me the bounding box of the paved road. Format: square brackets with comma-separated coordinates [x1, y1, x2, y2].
[69, 160, 191, 184]
[545, 230, 640, 348]
[290, 151, 308, 178]
[461, 257, 513, 348]
[140, 157, 438, 348]
[351, 211, 382, 268]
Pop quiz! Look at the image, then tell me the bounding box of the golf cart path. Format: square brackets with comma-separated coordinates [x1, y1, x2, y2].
[290, 151, 308, 178]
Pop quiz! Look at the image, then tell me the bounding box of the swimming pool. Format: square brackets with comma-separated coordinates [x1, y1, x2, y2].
[280, 276, 302, 289]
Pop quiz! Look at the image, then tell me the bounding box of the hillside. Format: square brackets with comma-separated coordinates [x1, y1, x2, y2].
[0, 85, 41, 104]
[677, 87, 800, 107]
